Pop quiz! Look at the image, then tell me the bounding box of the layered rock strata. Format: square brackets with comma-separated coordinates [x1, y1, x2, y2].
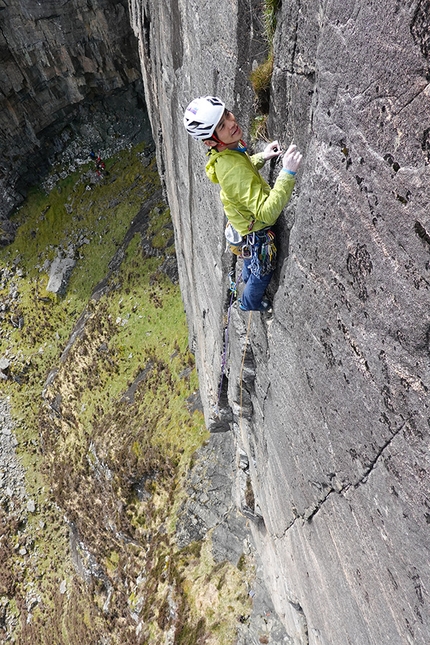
[0, 0, 143, 223]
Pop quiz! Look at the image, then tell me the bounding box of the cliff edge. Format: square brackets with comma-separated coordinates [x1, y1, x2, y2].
[130, 1, 430, 643]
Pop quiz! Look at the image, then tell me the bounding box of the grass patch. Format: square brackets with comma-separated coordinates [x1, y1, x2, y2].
[0, 148, 151, 638]
[250, 114, 269, 142]
[147, 205, 174, 250]
[250, 52, 274, 103]
[262, 0, 281, 44]
[174, 538, 253, 645]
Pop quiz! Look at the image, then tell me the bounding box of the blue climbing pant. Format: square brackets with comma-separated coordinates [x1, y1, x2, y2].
[240, 261, 273, 310]
[239, 228, 276, 311]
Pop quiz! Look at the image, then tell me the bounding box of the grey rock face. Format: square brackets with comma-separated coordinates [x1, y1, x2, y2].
[176, 432, 246, 559]
[131, 0, 430, 643]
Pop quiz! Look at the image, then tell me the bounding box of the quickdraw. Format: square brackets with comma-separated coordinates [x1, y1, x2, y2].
[241, 231, 254, 259]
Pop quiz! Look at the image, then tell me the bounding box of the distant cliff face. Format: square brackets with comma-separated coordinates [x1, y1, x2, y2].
[0, 0, 143, 226]
[130, 1, 430, 643]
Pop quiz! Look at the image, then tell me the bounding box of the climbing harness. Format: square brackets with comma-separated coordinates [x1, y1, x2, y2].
[228, 227, 277, 277]
[226, 225, 276, 272]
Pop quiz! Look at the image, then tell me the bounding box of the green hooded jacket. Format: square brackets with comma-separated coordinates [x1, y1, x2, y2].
[205, 148, 295, 237]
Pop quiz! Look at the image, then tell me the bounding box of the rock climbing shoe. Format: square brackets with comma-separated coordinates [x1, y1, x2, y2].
[239, 299, 272, 312]
[257, 299, 272, 313]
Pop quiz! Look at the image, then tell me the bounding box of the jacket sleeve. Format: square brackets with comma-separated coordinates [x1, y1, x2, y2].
[249, 152, 266, 170]
[255, 172, 296, 225]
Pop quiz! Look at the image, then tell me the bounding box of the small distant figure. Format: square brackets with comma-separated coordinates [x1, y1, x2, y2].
[89, 150, 96, 160]
[95, 154, 106, 176]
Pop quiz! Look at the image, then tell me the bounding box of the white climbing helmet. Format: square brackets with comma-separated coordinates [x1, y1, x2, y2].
[183, 96, 225, 140]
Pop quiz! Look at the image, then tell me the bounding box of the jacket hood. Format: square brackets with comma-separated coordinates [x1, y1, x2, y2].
[205, 149, 221, 184]
[205, 148, 238, 184]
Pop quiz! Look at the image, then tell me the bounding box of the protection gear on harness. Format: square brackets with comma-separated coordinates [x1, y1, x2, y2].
[226, 225, 277, 274]
[247, 229, 277, 277]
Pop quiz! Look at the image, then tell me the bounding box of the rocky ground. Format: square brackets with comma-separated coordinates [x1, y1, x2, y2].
[0, 399, 34, 640]
[177, 431, 293, 645]
[0, 399, 27, 504]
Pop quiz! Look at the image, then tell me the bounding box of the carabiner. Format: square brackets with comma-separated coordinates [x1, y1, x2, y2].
[241, 245, 252, 259]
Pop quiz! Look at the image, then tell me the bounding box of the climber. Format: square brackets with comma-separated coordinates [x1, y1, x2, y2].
[183, 95, 302, 311]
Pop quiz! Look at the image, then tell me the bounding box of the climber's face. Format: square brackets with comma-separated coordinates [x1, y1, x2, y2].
[214, 109, 243, 147]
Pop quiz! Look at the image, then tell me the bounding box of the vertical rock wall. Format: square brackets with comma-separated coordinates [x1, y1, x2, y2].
[129, 1, 430, 644]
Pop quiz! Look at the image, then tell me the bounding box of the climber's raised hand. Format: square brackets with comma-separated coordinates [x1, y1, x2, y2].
[282, 143, 302, 173]
[262, 140, 282, 161]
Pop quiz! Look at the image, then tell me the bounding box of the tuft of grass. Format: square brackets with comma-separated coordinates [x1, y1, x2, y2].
[250, 0, 280, 121]
[250, 114, 269, 142]
[262, 0, 281, 44]
[250, 52, 274, 116]
[250, 53, 274, 97]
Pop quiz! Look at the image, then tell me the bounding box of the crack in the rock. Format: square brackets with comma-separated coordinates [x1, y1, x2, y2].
[349, 418, 407, 489]
[289, 0, 302, 74]
[415, 220, 430, 246]
[262, 380, 271, 409]
[304, 487, 336, 522]
[274, 419, 407, 539]
[394, 83, 430, 115]
[288, 600, 310, 645]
